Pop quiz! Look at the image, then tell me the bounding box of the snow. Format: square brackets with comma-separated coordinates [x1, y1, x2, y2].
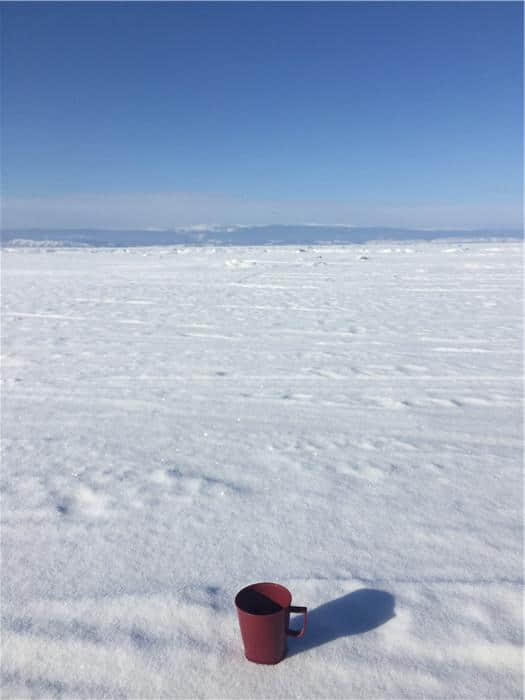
[1, 240, 522, 699]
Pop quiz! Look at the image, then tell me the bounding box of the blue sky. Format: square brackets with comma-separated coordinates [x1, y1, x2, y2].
[1, 1, 523, 230]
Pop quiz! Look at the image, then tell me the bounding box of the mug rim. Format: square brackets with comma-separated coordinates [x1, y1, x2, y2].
[235, 581, 292, 617]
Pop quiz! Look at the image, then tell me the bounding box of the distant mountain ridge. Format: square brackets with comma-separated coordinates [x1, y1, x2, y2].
[1, 224, 522, 248]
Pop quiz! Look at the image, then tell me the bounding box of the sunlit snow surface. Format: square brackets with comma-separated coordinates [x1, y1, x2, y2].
[1, 241, 522, 698]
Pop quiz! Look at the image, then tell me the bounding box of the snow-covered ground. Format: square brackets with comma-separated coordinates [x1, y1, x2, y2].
[1, 241, 523, 699]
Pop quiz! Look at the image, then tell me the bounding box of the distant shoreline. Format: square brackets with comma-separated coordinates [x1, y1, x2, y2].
[1, 225, 522, 249]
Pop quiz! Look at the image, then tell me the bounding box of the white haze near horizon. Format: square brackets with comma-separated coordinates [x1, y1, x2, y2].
[2, 191, 522, 231]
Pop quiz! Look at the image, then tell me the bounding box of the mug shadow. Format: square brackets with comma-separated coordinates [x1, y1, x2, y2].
[287, 588, 395, 657]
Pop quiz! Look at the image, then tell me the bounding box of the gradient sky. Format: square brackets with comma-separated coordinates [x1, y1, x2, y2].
[1, 1, 523, 230]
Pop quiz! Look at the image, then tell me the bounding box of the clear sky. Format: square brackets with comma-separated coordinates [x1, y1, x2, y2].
[1, 1, 523, 230]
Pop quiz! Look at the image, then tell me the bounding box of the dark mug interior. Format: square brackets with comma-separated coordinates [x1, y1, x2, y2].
[235, 582, 292, 615]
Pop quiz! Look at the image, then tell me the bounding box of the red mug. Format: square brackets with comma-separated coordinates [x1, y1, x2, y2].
[235, 582, 307, 664]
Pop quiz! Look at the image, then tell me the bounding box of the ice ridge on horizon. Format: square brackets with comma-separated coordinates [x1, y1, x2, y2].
[1, 224, 522, 248]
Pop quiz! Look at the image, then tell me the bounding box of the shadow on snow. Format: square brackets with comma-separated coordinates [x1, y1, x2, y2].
[288, 588, 396, 656]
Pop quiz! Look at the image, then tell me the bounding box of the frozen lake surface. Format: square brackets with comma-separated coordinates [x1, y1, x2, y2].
[1, 241, 523, 698]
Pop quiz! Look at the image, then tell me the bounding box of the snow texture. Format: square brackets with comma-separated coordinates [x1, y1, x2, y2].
[1, 241, 523, 699]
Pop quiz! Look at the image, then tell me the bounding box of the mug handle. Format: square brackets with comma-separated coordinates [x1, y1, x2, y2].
[287, 605, 307, 638]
